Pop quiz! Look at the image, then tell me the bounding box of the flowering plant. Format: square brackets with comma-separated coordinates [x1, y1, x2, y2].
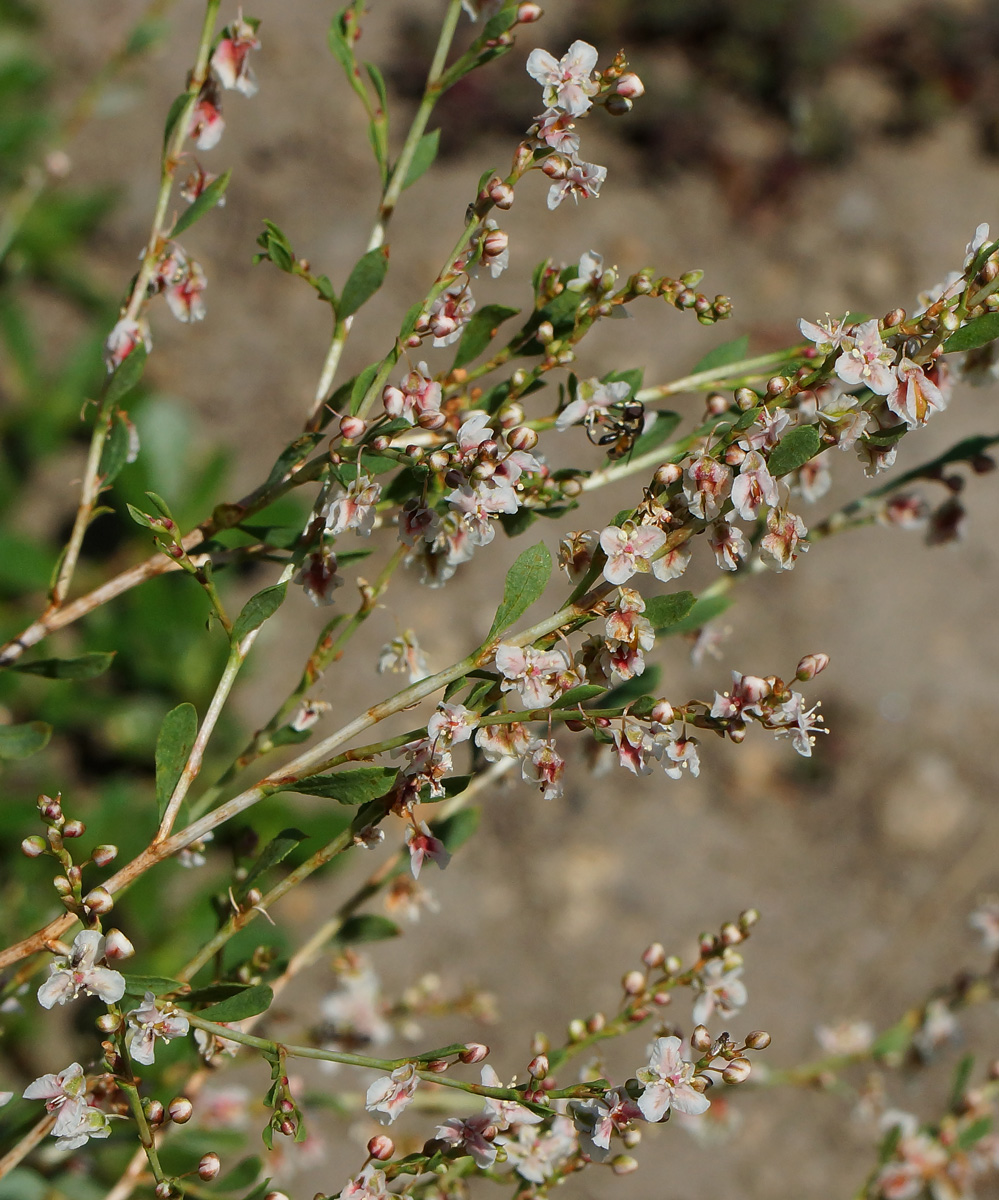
[1, 2, 999, 1198]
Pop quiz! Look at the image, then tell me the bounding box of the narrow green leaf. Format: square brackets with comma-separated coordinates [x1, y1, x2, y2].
[105, 343, 147, 406]
[171, 169, 231, 237]
[337, 914, 400, 945]
[231, 583, 287, 644]
[162, 93, 189, 152]
[239, 828, 308, 896]
[644, 591, 696, 630]
[286, 765, 398, 804]
[241, 1177, 274, 1200]
[327, 12, 353, 72]
[943, 311, 999, 353]
[498, 508, 537, 538]
[13, 651, 115, 681]
[365, 61, 388, 111]
[121, 974, 186, 999]
[184, 982, 256, 1004]
[98, 411, 132, 484]
[155, 703, 198, 819]
[662, 591, 732, 636]
[403, 128, 441, 190]
[350, 362, 379, 414]
[432, 807, 479, 852]
[871, 1022, 911, 1058]
[454, 304, 521, 370]
[339, 247, 390, 319]
[957, 1116, 993, 1150]
[217, 1155, 263, 1193]
[690, 334, 749, 376]
[0, 721, 51, 760]
[316, 274, 336, 303]
[487, 542, 552, 639]
[555, 684, 605, 708]
[767, 425, 823, 477]
[197, 983, 273, 1023]
[864, 424, 906, 448]
[950, 1053, 975, 1109]
[126, 503, 157, 530]
[263, 432, 324, 487]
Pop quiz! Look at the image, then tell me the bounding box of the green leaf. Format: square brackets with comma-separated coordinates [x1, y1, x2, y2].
[943, 311, 999, 353]
[556, 684, 605, 708]
[327, 11, 354, 72]
[454, 304, 521, 369]
[602, 367, 643, 396]
[0, 721, 51, 760]
[365, 61, 388, 111]
[957, 1117, 993, 1150]
[241, 1180, 275, 1200]
[432, 806, 480, 852]
[644, 591, 696, 630]
[950, 1053, 975, 1109]
[105, 343, 147, 407]
[863, 423, 906, 448]
[217, 1155, 263, 1193]
[184, 982, 257, 1004]
[487, 542, 552, 639]
[162, 93, 189, 152]
[339, 247, 390, 318]
[336, 914, 400, 945]
[604, 666, 661, 711]
[239, 828, 308, 896]
[121, 974, 186, 999]
[12, 651, 115, 681]
[403, 128, 441, 190]
[286, 765, 398, 804]
[231, 583, 287, 645]
[350, 362, 379, 414]
[171, 168, 231, 237]
[197, 983, 273, 1023]
[98, 411, 132, 484]
[767, 425, 823, 477]
[690, 334, 749, 375]
[498, 508, 537, 538]
[662, 591, 732, 636]
[871, 1022, 911, 1059]
[155, 703, 198, 820]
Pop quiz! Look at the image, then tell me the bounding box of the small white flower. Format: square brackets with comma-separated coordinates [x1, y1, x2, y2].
[126, 992, 190, 1066]
[37, 931, 126, 1010]
[526, 40, 600, 116]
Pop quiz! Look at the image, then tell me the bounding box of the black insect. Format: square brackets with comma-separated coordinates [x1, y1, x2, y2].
[585, 400, 646, 460]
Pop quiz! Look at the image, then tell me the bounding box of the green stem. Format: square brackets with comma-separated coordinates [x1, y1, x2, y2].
[634, 348, 806, 403]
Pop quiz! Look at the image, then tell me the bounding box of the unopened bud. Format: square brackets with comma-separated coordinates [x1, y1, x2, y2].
[339, 415, 366, 440]
[568, 1018, 586, 1042]
[66, 865, 82, 887]
[745, 1029, 772, 1050]
[705, 392, 728, 416]
[21, 836, 46, 858]
[720, 922, 743, 946]
[168, 1096, 194, 1123]
[611, 1154, 639, 1175]
[516, 1, 543, 22]
[417, 409, 447, 431]
[642, 942, 666, 969]
[622, 1127, 642, 1148]
[722, 1058, 752, 1084]
[691, 1025, 713, 1051]
[428, 450, 451, 472]
[507, 425, 538, 452]
[616, 73, 645, 99]
[91, 844, 118, 867]
[734, 387, 758, 411]
[83, 886, 113, 914]
[739, 907, 760, 930]
[40, 799, 63, 823]
[561, 477, 582, 497]
[653, 462, 682, 488]
[145, 1099, 165, 1127]
[622, 970, 646, 996]
[278, 1118, 296, 1137]
[528, 1054, 549, 1079]
[62, 819, 85, 838]
[459, 1043, 489, 1064]
[884, 307, 906, 327]
[371, 435, 390, 451]
[426, 1058, 449, 1074]
[650, 701, 674, 727]
[795, 652, 830, 682]
[368, 1134, 395, 1160]
[766, 375, 789, 396]
[724, 444, 747, 466]
[699, 932, 716, 955]
[497, 401, 525, 428]
[483, 229, 508, 258]
[97, 1012, 123, 1034]
[652, 990, 672, 1006]
[605, 94, 633, 116]
[488, 179, 514, 209]
[53, 875, 72, 895]
[536, 320, 555, 344]
[665, 955, 682, 974]
[104, 928, 135, 960]
[155, 1184, 177, 1200]
[541, 154, 571, 180]
[198, 1153, 221, 1181]
[675, 287, 696, 308]
[587, 1012, 606, 1033]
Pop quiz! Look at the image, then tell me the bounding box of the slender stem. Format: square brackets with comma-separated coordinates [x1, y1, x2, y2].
[50, 402, 115, 606]
[634, 348, 806, 403]
[0, 1113, 56, 1180]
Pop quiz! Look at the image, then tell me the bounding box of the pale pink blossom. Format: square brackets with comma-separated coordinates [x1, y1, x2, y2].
[799, 313, 848, 350]
[428, 279, 475, 347]
[383, 363, 442, 426]
[211, 11, 260, 97]
[475, 721, 533, 761]
[126, 992, 190, 1065]
[293, 546, 343, 606]
[104, 315, 151, 371]
[320, 960, 390, 1049]
[158, 249, 207, 323]
[397, 738, 452, 801]
[912, 998, 959, 1059]
[651, 542, 692, 582]
[815, 1020, 874, 1056]
[188, 84, 225, 150]
[547, 160, 607, 209]
[812, 384, 870, 450]
[599, 522, 666, 585]
[427, 702, 477, 746]
[325, 473, 381, 537]
[406, 820, 450, 879]
[366, 1063, 418, 1125]
[526, 41, 600, 116]
[887, 358, 948, 429]
[377, 631, 429, 683]
[835, 319, 896, 395]
[880, 494, 930, 528]
[660, 734, 700, 779]
[500, 1116, 578, 1183]
[398, 500, 441, 549]
[341, 1166, 390, 1200]
[532, 108, 581, 156]
[759, 507, 808, 571]
[23, 1063, 112, 1151]
[636, 1036, 710, 1121]
[289, 698, 331, 732]
[522, 737, 565, 799]
[738, 405, 791, 452]
[692, 959, 747, 1025]
[37, 931, 126, 1009]
[566, 249, 615, 294]
[180, 162, 222, 204]
[856, 439, 898, 477]
[710, 671, 770, 721]
[558, 529, 599, 580]
[495, 643, 571, 708]
[481, 1065, 544, 1130]
[965, 221, 992, 266]
[795, 451, 833, 503]
[730, 450, 778, 520]
[435, 1113, 498, 1167]
[969, 897, 999, 952]
[709, 521, 748, 572]
[683, 454, 732, 520]
[613, 722, 656, 776]
[556, 377, 630, 431]
[571, 1089, 642, 1161]
[769, 691, 824, 756]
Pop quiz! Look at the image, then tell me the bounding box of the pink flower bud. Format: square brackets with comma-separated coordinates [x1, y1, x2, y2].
[418, 409, 447, 431]
[372, 435, 390, 451]
[278, 1118, 296, 1137]
[21, 836, 46, 858]
[368, 1134, 395, 1160]
[705, 392, 729, 416]
[641, 941, 666, 968]
[699, 932, 716, 955]
[91, 844, 118, 867]
[155, 1183, 176, 1199]
[62, 819, 85, 838]
[426, 1058, 449, 1073]
[720, 922, 743, 946]
[488, 179, 515, 209]
[97, 1012, 122, 1034]
[40, 799, 63, 823]
[53, 875, 72, 895]
[459, 1043, 489, 1064]
[198, 1153, 221, 1181]
[507, 426, 538, 452]
[104, 928, 135, 960]
[611, 1155, 639, 1175]
[691, 1025, 713, 1051]
[652, 990, 671, 1006]
[745, 1030, 772, 1049]
[536, 320, 555, 344]
[146, 1100, 165, 1126]
[168, 1096, 194, 1123]
[654, 463, 682, 488]
[616, 73, 645, 99]
[528, 1054, 549, 1079]
[83, 886, 114, 914]
[67, 865, 82, 886]
[622, 970, 646, 996]
[516, 2, 543, 22]
[340, 415, 366, 440]
[541, 155, 570, 180]
[483, 229, 508, 258]
[264, 1193, 291, 1200]
[586, 1012, 606, 1033]
[724, 444, 746, 466]
[722, 1058, 752, 1084]
[497, 402, 525, 428]
[795, 652, 830, 681]
[650, 701, 674, 726]
[766, 375, 789, 396]
[665, 955, 682, 974]
[739, 907, 760, 930]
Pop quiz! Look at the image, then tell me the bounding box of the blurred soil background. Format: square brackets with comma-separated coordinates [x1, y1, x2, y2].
[4, 0, 999, 1196]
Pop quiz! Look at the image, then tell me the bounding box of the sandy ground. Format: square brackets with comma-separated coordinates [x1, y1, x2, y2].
[39, 2, 999, 1196]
